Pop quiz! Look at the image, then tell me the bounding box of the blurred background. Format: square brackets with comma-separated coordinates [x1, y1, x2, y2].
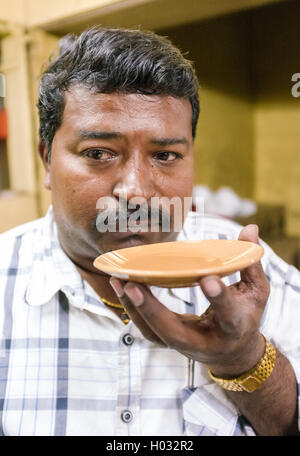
[0, 0, 299, 266]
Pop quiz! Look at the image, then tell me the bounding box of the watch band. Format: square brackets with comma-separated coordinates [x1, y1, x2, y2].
[207, 335, 276, 392]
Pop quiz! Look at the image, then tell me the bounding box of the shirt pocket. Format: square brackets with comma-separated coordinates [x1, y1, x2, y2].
[180, 384, 239, 436]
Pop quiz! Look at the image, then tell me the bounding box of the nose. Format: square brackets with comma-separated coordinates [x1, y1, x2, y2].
[112, 156, 156, 203]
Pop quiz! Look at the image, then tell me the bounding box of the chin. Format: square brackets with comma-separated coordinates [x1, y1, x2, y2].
[97, 230, 174, 253]
[113, 235, 148, 250]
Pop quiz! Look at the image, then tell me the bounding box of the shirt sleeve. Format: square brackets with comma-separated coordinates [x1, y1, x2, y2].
[180, 382, 256, 436]
[259, 239, 300, 433]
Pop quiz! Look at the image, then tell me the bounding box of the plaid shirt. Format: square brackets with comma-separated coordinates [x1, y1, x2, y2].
[0, 207, 299, 436]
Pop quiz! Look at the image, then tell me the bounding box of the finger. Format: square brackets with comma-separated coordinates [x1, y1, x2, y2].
[199, 275, 245, 336]
[116, 280, 190, 349]
[238, 224, 269, 292]
[109, 278, 165, 345]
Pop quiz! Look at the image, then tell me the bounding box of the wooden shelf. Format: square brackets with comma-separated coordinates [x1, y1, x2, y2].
[24, 0, 285, 34]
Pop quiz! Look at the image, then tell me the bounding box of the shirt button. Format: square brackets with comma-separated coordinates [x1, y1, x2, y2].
[122, 333, 134, 346]
[121, 409, 133, 423]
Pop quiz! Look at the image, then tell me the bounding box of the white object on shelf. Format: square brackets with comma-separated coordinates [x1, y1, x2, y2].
[192, 185, 257, 218]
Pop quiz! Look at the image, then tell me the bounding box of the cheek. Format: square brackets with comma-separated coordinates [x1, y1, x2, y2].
[156, 165, 194, 198]
[49, 158, 113, 225]
[181, 158, 195, 194]
[153, 168, 194, 224]
[179, 169, 194, 193]
[52, 179, 99, 227]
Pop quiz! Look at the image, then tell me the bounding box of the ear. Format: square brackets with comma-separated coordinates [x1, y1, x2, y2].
[38, 141, 51, 190]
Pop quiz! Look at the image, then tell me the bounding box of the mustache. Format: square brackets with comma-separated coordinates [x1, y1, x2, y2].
[94, 202, 172, 232]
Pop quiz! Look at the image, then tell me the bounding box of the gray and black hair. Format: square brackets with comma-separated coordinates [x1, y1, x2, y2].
[38, 26, 200, 159]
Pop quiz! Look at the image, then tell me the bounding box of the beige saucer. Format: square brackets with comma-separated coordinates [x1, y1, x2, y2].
[93, 240, 264, 288]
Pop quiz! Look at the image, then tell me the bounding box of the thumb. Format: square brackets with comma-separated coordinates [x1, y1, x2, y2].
[238, 224, 266, 287]
[199, 275, 241, 335]
[238, 224, 259, 244]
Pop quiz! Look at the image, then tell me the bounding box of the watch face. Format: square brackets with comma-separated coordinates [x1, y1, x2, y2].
[241, 376, 261, 392]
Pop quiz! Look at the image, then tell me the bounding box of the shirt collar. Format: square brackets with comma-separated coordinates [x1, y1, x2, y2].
[25, 206, 84, 308]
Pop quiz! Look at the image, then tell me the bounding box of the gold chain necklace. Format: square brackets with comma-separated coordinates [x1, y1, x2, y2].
[101, 297, 130, 325]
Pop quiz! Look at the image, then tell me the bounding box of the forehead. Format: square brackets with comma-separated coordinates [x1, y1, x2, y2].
[61, 86, 193, 137]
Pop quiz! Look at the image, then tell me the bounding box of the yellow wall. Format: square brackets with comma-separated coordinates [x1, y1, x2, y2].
[162, 1, 300, 236]
[2, 28, 36, 193]
[23, 0, 284, 32]
[25, 0, 122, 28]
[252, 2, 300, 236]
[0, 23, 39, 232]
[26, 29, 59, 216]
[0, 192, 38, 232]
[162, 13, 254, 198]
[0, 0, 25, 24]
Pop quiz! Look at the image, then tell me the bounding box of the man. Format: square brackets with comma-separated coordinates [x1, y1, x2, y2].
[0, 27, 299, 436]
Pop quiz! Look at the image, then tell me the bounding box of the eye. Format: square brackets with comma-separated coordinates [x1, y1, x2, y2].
[154, 151, 182, 162]
[84, 149, 114, 160]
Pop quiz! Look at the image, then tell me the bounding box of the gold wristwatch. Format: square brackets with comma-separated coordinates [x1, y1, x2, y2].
[208, 336, 276, 393]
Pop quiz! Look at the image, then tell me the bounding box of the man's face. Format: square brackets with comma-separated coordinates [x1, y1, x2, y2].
[44, 86, 194, 262]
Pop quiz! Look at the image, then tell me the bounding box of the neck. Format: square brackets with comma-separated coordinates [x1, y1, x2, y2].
[75, 261, 121, 304]
[57, 231, 120, 304]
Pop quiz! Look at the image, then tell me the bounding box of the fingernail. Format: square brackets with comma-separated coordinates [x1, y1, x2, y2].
[124, 284, 144, 307]
[202, 278, 222, 298]
[249, 224, 259, 239]
[109, 278, 124, 297]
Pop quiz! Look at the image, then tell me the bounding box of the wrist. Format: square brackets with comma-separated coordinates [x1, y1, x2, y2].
[208, 332, 265, 379]
[207, 335, 277, 393]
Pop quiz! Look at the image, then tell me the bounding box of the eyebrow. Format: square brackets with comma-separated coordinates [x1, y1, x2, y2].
[77, 130, 188, 146]
[78, 130, 123, 141]
[149, 137, 189, 146]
